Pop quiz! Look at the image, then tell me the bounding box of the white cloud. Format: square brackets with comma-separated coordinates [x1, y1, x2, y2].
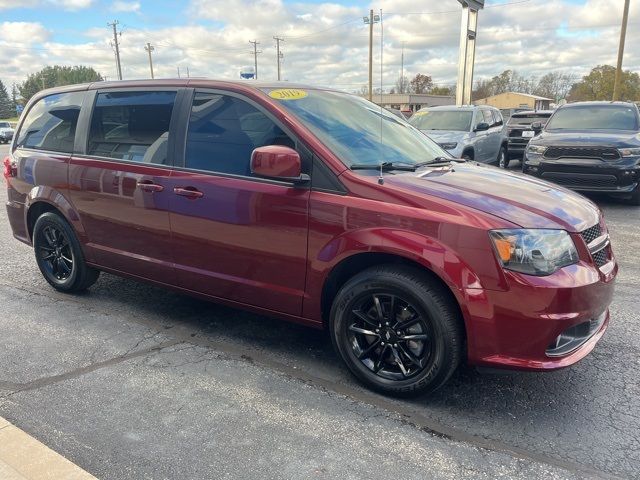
[112, 1, 140, 13]
[0, 0, 638, 93]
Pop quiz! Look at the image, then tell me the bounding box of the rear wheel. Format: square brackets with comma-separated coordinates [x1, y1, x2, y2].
[33, 212, 99, 292]
[330, 265, 464, 397]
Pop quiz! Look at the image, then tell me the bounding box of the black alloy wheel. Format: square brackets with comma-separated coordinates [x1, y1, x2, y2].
[348, 293, 433, 381]
[33, 212, 99, 292]
[331, 265, 463, 397]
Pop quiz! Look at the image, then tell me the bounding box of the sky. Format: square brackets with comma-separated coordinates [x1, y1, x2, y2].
[0, 0, 638, 93]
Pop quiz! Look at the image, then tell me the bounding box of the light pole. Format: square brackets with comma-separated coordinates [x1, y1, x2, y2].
[363, 10, 380, 102]
[455, 0, 484, 106]
[613, 0, 630, 101]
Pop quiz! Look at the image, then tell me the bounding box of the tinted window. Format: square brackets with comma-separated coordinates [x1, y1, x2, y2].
[88, 91, 176, 164]
[409, 110, 473, 132]
[16, 91, 84, 153]
[0, 122, 10, 128]
[546, 105, 639, 131]
[508, 113, 552, 126]
[185, 92, 294, 176]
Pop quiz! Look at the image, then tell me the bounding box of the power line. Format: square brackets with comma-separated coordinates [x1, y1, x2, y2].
[108, 20, 123, 80]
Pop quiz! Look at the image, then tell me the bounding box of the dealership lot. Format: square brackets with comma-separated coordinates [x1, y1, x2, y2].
[1, 143, 639, 479]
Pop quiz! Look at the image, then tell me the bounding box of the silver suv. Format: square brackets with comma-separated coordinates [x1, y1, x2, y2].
[409, 105, 509, 167]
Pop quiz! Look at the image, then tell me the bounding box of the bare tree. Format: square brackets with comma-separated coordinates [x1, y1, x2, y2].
[395, 75, 409, 94]
[534, 72, 577, 101]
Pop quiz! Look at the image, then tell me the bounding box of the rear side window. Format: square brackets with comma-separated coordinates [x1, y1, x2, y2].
[492, 110, 503, 126]
[88, 91, 176, 164]
[481, 109, 494, 125]
[16, 91, 84, 153]
[185, 92, 294, 176]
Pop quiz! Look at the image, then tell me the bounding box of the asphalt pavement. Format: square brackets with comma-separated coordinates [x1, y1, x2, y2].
[1, 143, 638, 479]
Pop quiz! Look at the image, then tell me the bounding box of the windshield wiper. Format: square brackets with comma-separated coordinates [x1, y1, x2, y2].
[418, 157, 467, 167]
[350, 162, 418, 171]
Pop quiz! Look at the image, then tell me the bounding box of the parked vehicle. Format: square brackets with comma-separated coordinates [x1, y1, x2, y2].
[523, 101, 640, 205]
[507, 110, 553, 161]
[409, 105, 509, 167]
[4, 81, 616, 396]
[0, 121, 14, 144]
[385, 107, 407, 120]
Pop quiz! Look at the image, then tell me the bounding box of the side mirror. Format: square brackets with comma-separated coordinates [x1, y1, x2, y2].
[250, 145, 309, 184]
[531, 121, 543, 131]
[474, 122, 490, 132]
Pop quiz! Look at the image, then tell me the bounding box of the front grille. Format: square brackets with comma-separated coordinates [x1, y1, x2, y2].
[543, 146, 620, 160]
[541, 172, 618, 188]
[580, 223, 602, 245]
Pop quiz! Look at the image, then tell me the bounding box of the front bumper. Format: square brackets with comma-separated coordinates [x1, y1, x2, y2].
[0, 133, 13, 141]
[463, 256, 616, 371]
[523, 153, 640, 193]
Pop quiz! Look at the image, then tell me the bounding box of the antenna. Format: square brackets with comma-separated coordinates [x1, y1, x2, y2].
[378, 8, 384, 185]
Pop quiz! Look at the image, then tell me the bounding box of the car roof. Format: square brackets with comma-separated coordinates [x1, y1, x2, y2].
[561, 101, 638, 108]
[510, 110, 554, 116]
[424, 105, 486, 112]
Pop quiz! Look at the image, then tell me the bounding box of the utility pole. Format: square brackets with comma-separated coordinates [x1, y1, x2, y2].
[249, 40, 261, 80]
[363, 10, 380, 101]
[177, 66, 180, 78]
[273, 36, 284, 81]
[455, 1, 484, 106]
[613, 0, 630, 101]
[108, 20, 123, 80]
[400, 41, 406, 93]
[186, 66, 190, 78]
[144, 42, 155, 79]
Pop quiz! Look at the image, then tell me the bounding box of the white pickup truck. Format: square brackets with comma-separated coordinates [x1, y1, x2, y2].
[0, 121, 15, 144]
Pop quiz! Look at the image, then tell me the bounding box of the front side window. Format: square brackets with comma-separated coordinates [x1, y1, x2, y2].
[546, 105, 639, 131]
[185, 92, 294, 176]
[409, 110, 473, 132]
[16, 91, 84, 153]
[88, 91, 176, 164]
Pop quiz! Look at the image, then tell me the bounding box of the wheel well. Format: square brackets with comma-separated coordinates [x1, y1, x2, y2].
[461, 147, 474, 159]
[321, 253, 465, 331]
[26, 202, 59, 239]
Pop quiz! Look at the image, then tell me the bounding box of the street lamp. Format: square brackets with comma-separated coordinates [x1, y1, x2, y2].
[364, 10, 381, 102]
[456, 0, 484, 106]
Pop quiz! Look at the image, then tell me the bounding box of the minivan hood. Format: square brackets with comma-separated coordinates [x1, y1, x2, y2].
[420, 130, 467, 143]
[533, 130, 640, 148]
[385, 162, 600, 231]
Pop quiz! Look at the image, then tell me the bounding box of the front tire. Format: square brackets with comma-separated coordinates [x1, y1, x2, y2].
[33, 212, 99, 292]
[330, 265, 464, 397]
[497, 145, 508, 168]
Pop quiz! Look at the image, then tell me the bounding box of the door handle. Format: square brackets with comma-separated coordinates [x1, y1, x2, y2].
[174, 187, 204, 199]
[137, 181, 164, 193]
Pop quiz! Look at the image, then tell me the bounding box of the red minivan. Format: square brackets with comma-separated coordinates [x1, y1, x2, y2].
[4, 80, 617, 396]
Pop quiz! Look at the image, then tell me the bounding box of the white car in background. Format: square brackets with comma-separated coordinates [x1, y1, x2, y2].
[0, 121, 15, 144]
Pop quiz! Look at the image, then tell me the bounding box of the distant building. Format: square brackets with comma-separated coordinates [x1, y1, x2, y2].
[362, 93, 455, 114]
[474, 92, 552, 111]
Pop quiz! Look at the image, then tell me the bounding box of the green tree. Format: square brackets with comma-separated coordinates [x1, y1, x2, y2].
[0, 80, 13, 119]
[409, 73, 433, 94]
[430, 86, 453, 96]
[568, 65, 640, 102]
[19, 65, 103, 103]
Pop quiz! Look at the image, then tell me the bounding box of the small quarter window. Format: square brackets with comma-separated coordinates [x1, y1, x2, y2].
[16, 91, 84, 154]
[88, 91, 176, 164]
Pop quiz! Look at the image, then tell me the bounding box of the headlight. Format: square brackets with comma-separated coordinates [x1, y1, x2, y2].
[438, 142, 458, 150]
[489, 229, 578, 276]
[527, 145, 547, 155]
[618, 147, 640, 157]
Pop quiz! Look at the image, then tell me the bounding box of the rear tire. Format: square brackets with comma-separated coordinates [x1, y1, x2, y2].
[33, 212, 99, 292]
[330, 265, 464, 397]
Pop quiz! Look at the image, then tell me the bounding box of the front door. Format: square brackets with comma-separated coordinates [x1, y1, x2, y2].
[68, 89, 180, 284]
[168, 91, 309, 316]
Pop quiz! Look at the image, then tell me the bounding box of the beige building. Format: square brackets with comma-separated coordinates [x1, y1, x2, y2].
[361, 93, 455, 113]
[474, 92, 552, 110]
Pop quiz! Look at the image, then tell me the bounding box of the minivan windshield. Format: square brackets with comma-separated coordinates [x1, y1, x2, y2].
[409, 110, 473, 132]
[546, 105, 639, 131]
[262, 88, 448, 168]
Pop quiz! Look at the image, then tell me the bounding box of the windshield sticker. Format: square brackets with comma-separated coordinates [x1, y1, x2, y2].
[268, 89, 308, 100]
